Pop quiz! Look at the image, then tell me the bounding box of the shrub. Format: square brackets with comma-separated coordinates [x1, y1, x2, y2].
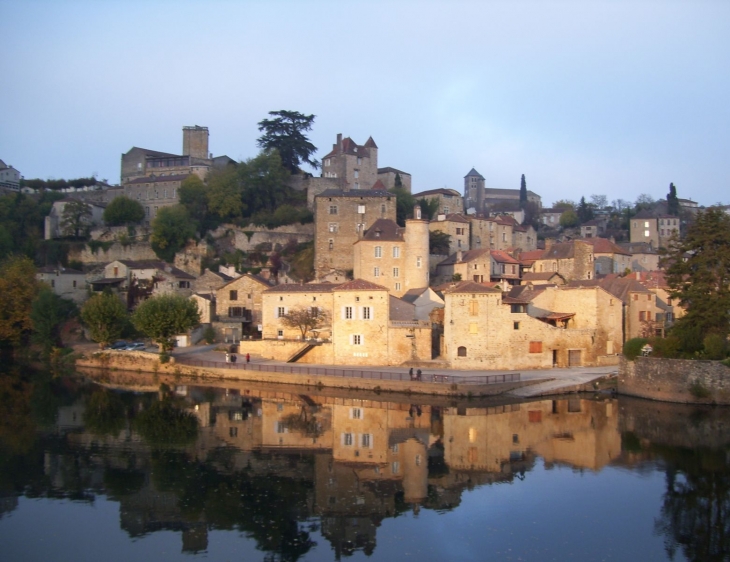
[703, 333, 728, 360]
[623, 338, 649, 361]
[649, 335, 681, 359]
[689, 380, 711, 399]
[203, 326, 216, 344]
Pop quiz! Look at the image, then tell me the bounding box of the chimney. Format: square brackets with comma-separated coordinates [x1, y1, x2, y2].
[544, 238, 554, 251]
[336, 133, 342, 151]
[414, 204, 422, 220]
[456, 250, 463, 262]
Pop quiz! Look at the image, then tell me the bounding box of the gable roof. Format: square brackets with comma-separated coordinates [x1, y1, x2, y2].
[334, 279, 389, 291]
[265, 282, 337, 293]
[443, 280, 501, 294]
[220, 272, 273, 290]
[567, 276, 651, 302]
[413, 188, 462, 198]
[363, 136, 378, 149]
[580, 237, 631, 255]
[464, 168, 484, 179]
[617, 241, 658, 255]
[316, 189, 391, 199]
[359, 218, 403, 242]
[377, 166, 410, 175]
[371, 179, 387, 191]
[437, 248, 491, 266]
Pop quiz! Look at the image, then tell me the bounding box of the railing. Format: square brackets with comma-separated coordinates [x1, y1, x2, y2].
[174, 356, 520, 386]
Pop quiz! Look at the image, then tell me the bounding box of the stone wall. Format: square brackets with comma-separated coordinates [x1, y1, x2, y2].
[70, 241, 158, 264]
[618, 356, 730, 404]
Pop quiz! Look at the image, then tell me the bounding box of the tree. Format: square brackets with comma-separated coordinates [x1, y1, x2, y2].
[151, 205, 197, 262]
[389, 188, 416, 226]
[0, 255, 39, 348]
[577, 196, 594, 223]
[417, 197, 440, 220]
[635, 193, 655, 212]
[103, 195, 145, 226]
[519, 174, 527, 208]
[179, 174, 211, 229]
[280, 306, 330, 340]
[257, 110, 318, 173]
[664, 208, 730, 354]
[238, 150, 291, 214]
[81, 292, 129, 349]
[394, 173, 403, 188]
[590, 194, 608, 210]
[552, 199, 575, 211]
[206, 166, 243, 221]
[132, 294, 200, 352]
[30, 286, 77, 355]
[429, 230, 451, 254]
[667, 182, 680, 216]
[60, 199, 92, 238]
[559, 209, 580, 228]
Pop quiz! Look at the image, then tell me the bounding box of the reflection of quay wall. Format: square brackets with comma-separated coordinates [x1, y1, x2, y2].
[619, 396, 730, 449]
[619, 357, 730, 404]
[76, 352, 532, 397]
[443, 398, 619, 472]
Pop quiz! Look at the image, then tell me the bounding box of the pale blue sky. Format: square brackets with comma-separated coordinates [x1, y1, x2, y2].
[1, 0, 728, 207]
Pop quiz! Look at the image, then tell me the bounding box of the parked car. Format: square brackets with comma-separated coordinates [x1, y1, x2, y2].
[110, 340, 129, 350]
[124, 342, 146, 351]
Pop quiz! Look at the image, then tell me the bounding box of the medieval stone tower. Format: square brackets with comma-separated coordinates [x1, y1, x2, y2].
[464, 168, 485, 214]
[403, 205, 430, 290]
[182, 125, 209, 160]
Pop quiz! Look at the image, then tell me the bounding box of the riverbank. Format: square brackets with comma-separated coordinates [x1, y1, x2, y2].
[73, 343, 616, 398]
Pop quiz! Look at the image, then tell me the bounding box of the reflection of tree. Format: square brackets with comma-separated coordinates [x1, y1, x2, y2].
[281, 406, 328, 438]
[83, 390, 127, 437]
[654, 446, 730, 561]
[133, 398, 199, 446]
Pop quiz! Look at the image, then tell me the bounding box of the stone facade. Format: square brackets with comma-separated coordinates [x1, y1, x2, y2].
[214, 273, 272, 339]
[429, 214, 470, 255]
[469, 215, 514, 251]
[44, 198, 106, 239]
[582, 237, 632, 276]
[619, 357, 730, 404]
[313, 189, 396, 278]
[629, 211, 680, 249]
[532, 240, 594, 281]
[70, 241, 159, 265]
[321, 134, 379, 191]
[464, 168, 485, 213]
[413, 188, 463, 215]
[377, 167, 412, 193]
[36, 266, 88, 304]
[435, 249, 519, 285]
[617, 242, 660, 272]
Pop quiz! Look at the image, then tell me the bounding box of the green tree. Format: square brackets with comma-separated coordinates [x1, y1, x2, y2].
[664, 208, 730, 353]
[394, 172, 403, 188]
[132, 294, 200, 352]
[519, 174, 527, 208]
[179, 174, 211, 229]
[257, 110, 319, 173]
[635, 193, 655, 212]
[30, 286, 77, 356]
[206, 167, 243, 221]
[417, 197, 440, 220]
[81, 292, 129, 349]
[577, 196, 594, 223]
[552, 199, 575, 211]
[429, 230, 451, 254]
[667, 182, 680, 216]
[103, 195, 145, 226]
[559, 209, 580, 228]
[151, 205, 196, 262]
[289, 242, 315, 282]
[389, 188, 416, 226]
[60, 199, 93, 238]
[0, 256, 39, 348]
[238, 150, 292, 215]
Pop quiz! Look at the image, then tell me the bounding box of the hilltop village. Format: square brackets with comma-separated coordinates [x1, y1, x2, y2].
[1, 122, 722, 371]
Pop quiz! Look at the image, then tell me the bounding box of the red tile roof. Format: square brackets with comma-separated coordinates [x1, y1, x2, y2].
[335, 279, 389, 291]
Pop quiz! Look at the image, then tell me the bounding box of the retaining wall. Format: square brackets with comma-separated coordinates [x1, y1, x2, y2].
[618, 356, 730, 404]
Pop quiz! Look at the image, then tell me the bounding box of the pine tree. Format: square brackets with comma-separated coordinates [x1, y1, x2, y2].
[667, 182, 680, 216]
[519, 174, 527, 208]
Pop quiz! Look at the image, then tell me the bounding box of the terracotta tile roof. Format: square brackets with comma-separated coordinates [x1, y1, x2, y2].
[413, 188, 462, 198]
[541, 242, 577, 260]
[364, 136, 378, 148]
[220, 272, 274, 290]
[617, 242, 658, 254]
[265, 282, 338, 293]
[580, 237, 631, 255]
[567, 277, 651, 302]
[507, 284, 553, 301]
[490, 250, 519, 264]
[360, 218, 403, 242]
[437, 249, 491, 266]
[443, 280, 501, 294]
[522, 272, 565, 282]
[334, 279, 389, 291]
[371, 179, 386, 190]
[518, 250, 546, 264]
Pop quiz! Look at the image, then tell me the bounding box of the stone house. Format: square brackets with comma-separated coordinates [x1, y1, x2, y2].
[214, 273, 273, 341]
[0, 159, 21, 191]
[413, 188, 463, 216]
[540, 208, 563, 228]
[520, 272, 566, 286]
[463, 168, 542, 215]
[36, 266, 88, 304]
[627, 271, 686, 335]
[629, 210, 680, 249]
[434, 249, 519, 285]
[313, 187, 397, 279]
[44, 198, 106, 239]
[400, 287, 445, 321]
[352, 215, 430, 297]
[428, 213, 470, 255]
[516, 249, 546, 275]
[617, 242, 660, 272]
[469, 215, 514, 251]
[581, 237, 632, 276]
[531, 240, 595, 281]
[442, 281, 620, 370]
[320, 134, 379, 190]
[580, 218, 606, 238]
[191, 268, 236, 296]
[512, 221, 538, 251]
[191, 293, 215, 324]
[377, 166, 412, 193]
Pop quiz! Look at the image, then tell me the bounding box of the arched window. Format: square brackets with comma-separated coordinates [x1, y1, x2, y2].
[457, 346, 467, 357]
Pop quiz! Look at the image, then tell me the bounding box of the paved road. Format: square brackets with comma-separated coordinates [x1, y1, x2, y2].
[170, 343, 618, 395]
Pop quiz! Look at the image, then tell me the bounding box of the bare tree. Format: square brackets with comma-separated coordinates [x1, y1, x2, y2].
[590, 194, 608, 209]
[280, 306, 330, 340]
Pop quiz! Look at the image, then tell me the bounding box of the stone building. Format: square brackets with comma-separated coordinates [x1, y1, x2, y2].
[531, 240, 595, 281]
[429, 213, 470, 255]
[313, 188, 397, 279]
[413, 188, 463, 215]
[468, 215, 514, 251]
[435, 249, 519, 285]
[629, 210, 680, 249]
[377, 166, 412, 193]
[44, 198, 106, 239]
[36, 266, 88, 304]
[0, 159, 21, 191]
[352, 213, 430, 297]
[463, 168, 541, 214]
[442, 281, 621, 370]
[581, 237, 632, 276]
[320, 134, 379, 191]
[213, 273, 273, 341]
[617, 242, 660, 272]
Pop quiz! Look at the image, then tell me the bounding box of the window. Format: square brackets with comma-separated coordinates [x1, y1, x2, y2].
[229, 427, 238, 437]
[529, 341, 543, 353]
[343, 433, 353, 446]
[178, 281, 190, 289]
[395, 282, 401, 291]
[351, 407, 362, 419]
[354, 170, 359, 178]
[361, 434, 372, 448]
[276, 421, 287, 434]
[373, 267, 380, 277]
[393, 267, 399, 278]
[375, 246, 382, 258]
[229, 307, 242, 318]
[381, 204, 386, 214]
[328, 239, 334, 250]
[277, 329, 283, 338]
[344, 306, 353, 319]
[468, 300, 478, 316]
[50, 279, 55, 288]
[362, 306, 371, 320]
[328, 223, 338, 233]
[469, 323, 478, 334]
[277, 306, 285, 318]
[329, 205, 338, 215]
[324, 158, 330, 167]
[392, 462, 400, 474]
[357, 157, 362, 165]
[172, 188, 176, 199]
[393, 246, 400, 258]
[357, 204, 366, 214]
[230, 290, 238, 301]
[514, 322, 520, 330]
[416, 256, 422, 268]
[352, 334, 362, 345]
[73, 280, 77, 288]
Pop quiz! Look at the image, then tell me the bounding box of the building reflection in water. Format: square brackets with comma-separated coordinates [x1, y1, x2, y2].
[4, 371, 729, 561]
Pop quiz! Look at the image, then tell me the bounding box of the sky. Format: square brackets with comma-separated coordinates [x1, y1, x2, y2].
[2, 0, 729, 208]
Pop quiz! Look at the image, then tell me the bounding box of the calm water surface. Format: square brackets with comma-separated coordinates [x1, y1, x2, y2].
[1, 368, 728, 561]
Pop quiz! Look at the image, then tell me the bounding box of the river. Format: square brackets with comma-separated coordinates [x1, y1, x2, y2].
[1, 367, 728, 561]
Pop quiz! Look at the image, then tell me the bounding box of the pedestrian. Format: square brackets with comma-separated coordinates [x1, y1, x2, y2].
[231, 354, 237, 363]
[225, 352, 230, 363]
[409, 367, 414, 380]
[246, 353, 250, 363]
[417, 369, 422, 381]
